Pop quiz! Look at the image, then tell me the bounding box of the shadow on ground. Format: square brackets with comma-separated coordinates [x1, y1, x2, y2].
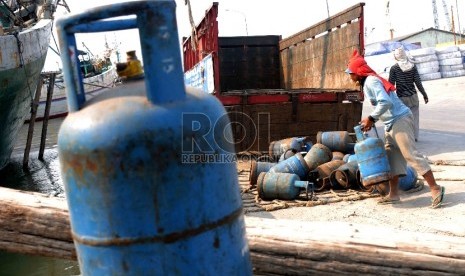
[0, 148, 64, 196]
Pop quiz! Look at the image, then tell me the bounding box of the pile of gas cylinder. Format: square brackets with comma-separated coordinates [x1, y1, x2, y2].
[249, 129, 419, 201]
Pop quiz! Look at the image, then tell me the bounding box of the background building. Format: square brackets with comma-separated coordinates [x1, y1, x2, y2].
[396, 27, 464, 48]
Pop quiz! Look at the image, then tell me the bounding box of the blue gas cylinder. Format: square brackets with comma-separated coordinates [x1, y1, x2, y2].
[56, 2, 251, 275]
[269, 152, 310, 179]
[399, 165, 418, 191]
[257, 172, 311, 200]
[303, 143, 333, 171]
[249, 160, 276, 186]
[329, 161, 359, 189]
[354, 125, 391, 187]
[278, 148, 297, 162]
[316, 131, 354, 153]
[343, 154, 358, 163]
[269, 137, 308, 160]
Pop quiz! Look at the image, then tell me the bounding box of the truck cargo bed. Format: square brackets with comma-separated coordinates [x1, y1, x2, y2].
[183, 2, 365, 152]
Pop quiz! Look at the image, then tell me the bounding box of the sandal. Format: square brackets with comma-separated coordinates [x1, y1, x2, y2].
[377, 196, 401, 205]
[431, 186, 445, 209]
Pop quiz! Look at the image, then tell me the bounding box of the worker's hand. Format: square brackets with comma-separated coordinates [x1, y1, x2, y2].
[360, 117, 373, 132]
[424, 96, 429, 104]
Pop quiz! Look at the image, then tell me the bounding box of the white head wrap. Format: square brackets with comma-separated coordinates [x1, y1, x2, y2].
[394, 46, 414, 72]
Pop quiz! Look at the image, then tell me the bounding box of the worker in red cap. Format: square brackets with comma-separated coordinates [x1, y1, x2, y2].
[346, 50, 444, 208]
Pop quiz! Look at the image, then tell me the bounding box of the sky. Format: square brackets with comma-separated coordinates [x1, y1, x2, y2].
[44, 0, 465, 71]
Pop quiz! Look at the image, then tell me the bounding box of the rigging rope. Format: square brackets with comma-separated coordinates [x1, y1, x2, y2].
[17, 0, 37, 21]
[48, 0, 71, 59]
[49, 20, 60, 57]
[184, 0, 197, 50]
[13, 31, 35, 104]
[0, 0, 23, 26]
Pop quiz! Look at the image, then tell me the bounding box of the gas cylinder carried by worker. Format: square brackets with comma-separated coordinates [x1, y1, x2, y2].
[353, 125, 391, 187]
[56, 2, 251, 275]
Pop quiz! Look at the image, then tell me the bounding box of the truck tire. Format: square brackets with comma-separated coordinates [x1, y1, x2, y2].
[420, 72, 442, 81]
[437, 51, 462, 60]
[412, 54, 437, 63]
[415, 60, 439, 69]
[409, 47, 436, 57]
[441, 69, 465, 78]
[438, 57, 463, 66]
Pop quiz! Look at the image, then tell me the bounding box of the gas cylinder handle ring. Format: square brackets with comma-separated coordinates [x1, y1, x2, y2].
[372, 123, 380, 138]
[56, 0, 185, 112]
[304, 181, 314, 200]
[282, 148, 297, 160]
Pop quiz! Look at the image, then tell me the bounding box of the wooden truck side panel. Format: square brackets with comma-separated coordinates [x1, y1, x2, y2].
[280, 23, 362, 89]
[279, 4, 364, 90]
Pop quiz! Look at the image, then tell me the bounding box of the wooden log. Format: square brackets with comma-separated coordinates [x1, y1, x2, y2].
[0, 187, 76, 260]
[246, 217, 465, 275]
[1, 186, 465, 275]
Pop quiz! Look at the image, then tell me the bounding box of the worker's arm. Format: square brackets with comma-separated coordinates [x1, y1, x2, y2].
[360, 77, 393, 131]
[388, 65, 396, 85]
[367, 77, 393, 120]
[412, 66, 429, 103]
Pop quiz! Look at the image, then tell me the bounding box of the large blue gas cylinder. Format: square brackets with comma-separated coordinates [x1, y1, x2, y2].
[354, 125, 391, 187]
[56, 2, 251, 275]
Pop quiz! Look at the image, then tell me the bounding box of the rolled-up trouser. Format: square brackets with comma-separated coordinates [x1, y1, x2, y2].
[399, 94, 420, 140]
[384, 113, 431, 177]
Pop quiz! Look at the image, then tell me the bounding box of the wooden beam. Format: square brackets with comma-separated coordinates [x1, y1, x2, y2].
[247, 217, 465, 275]
[1, 186, 465, 275]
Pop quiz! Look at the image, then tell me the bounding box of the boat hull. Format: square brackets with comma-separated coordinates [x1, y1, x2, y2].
[0, 19, 53, 170]
[37, 66, 117, 119]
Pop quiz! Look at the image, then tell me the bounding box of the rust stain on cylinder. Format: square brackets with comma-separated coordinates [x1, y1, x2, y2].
[316, 160, 345, 178]
[334, 170, 349, 188]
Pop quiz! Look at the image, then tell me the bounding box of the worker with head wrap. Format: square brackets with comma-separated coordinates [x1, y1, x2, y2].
[345, 50, 444, 208]
[389, 46, 428, 142]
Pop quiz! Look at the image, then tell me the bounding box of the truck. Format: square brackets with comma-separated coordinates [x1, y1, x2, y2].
[183, 2, 365, 153]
